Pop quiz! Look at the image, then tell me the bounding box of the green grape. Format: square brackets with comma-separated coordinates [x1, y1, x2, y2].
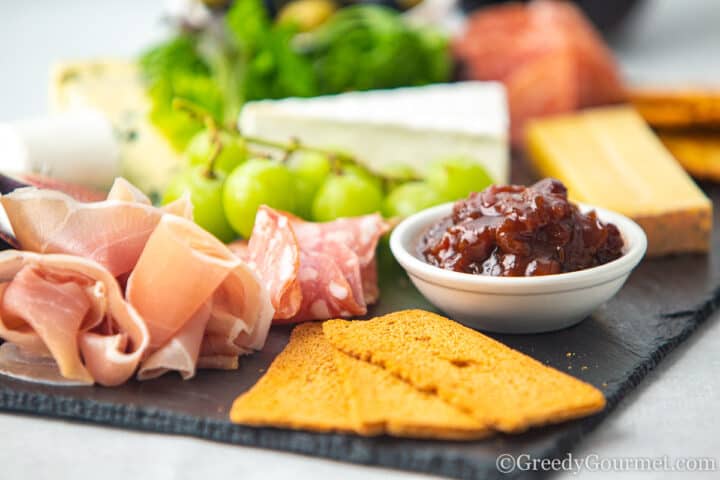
[382, 164, 417, 182]
[383, 181, 445, 218]
[223, 159, 295, 237]
[341, 164, 383, 192]
[186, 130, 247, 177]
[312, 174, 383, 221]
[426, 157, 493, 201]
[289, 152, 331, 219]
[162, 165, 236, 243]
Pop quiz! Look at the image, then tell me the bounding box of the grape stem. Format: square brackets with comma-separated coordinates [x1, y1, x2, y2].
[172, 98, 223, 180]
[241, 135, 352, 168]
[172, 97, 350, 165]
[203, 117, 223, 180]
[172, 97, 421, 181]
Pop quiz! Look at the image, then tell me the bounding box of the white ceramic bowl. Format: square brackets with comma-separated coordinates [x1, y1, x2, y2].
[389, 202, 647, 334]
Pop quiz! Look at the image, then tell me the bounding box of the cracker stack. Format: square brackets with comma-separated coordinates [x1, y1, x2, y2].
[631, 88, 720, 182]
[230, 310, 606, 439]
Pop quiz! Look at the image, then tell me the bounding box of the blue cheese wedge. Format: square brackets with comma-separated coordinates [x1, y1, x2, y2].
[50, 60, 183, 195]
[239, 82, 509, 183]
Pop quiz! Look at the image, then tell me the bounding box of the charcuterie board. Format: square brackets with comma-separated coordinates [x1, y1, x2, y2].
[1, 165, 718, 480]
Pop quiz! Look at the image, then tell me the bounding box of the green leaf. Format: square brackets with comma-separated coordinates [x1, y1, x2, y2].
[225, 0, 270, 50]
[225, 0, 317, 101]
[147, 74, 225, 151]
[139, 34, 210, 83]
[297, 5, 452, 94]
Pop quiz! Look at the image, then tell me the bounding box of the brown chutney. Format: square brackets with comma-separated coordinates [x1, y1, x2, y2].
[418, 178, 625, 276]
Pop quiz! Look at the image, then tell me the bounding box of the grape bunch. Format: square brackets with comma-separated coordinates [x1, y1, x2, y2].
[162, 126, 493, 242]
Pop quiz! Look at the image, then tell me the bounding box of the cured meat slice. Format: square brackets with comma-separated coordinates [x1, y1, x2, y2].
[360, 260, 380, 305]
[4, 266, 95, 383]
[290, 214, 388, 306]
[2, 181, 161, 277]
[0, 178, 193, 278]
[16, 173, 106, 202]
[106, 177, 153, 204]
[127, 214, 273, 378]
[0, 250, 149, 386]
[245, 207, 301, 320]
[126, 215, 233, 350]
[198, 261, 275, 368]
[306, 239, 366, 313]
[0, 178, 271, 384]
[137, 301, 212, 380]
[209, 260, 274, 352]
[227, 239, 249, 259]
[454, 0, 625, 145]
[291, 250, 366, 323]
[290, 214, 389, 267]
[243, 208, 388, 323]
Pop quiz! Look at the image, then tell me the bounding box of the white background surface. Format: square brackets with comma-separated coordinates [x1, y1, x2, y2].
[1, 0, 719, 479]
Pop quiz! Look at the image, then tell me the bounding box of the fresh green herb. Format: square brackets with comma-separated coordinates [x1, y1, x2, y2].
[226, 0, 317, 101]
[296, 5, 451, 94]
[139, 34, 226, 150]
[138, 3, 451, 150]
[139, 35, 210, 83]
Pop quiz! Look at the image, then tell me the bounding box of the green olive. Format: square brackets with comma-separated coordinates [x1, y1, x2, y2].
[277, 0, 337, 32]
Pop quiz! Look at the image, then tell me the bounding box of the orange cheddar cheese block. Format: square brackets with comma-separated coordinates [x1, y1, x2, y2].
[526, 106, 712, 256]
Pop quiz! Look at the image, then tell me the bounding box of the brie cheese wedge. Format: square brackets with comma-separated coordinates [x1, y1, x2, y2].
[239, 82, 509, 183]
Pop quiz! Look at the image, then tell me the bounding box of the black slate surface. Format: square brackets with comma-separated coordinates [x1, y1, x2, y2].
[1, 176, 719, 480]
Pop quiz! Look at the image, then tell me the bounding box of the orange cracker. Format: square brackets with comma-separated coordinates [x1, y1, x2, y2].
[323, 310, 606, 433]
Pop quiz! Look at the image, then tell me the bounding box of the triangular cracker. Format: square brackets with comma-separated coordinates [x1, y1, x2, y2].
[230, 323, 356, 433]
[231, 322, 491, 439]
[323, 310, 606, 433]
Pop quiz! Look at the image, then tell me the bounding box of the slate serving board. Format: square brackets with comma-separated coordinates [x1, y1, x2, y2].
[1, 167, 719, 480]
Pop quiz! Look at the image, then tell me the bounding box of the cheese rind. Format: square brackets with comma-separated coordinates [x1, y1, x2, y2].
[526, 106, 712, 256]
[239, 82, 510, 183]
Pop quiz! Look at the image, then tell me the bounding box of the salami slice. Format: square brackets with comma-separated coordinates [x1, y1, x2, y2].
[360, 259, 380, 305]
[290, 250, 367, 323]
[244, 207, 388, 323]
[303, 239, 365, 313]
[245, 207, 302, 320]
[290, 214, 389, 266]
[291, 214, 389, 307]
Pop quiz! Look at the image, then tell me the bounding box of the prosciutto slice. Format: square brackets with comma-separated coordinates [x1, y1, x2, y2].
[0, 178, 272, 384]
[244, 207, 388, 323]
[16, 173, 106, 202]
[0, 250, 149, 386]
[0, 178, 191, 278]
[128, 215, 273, 380]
